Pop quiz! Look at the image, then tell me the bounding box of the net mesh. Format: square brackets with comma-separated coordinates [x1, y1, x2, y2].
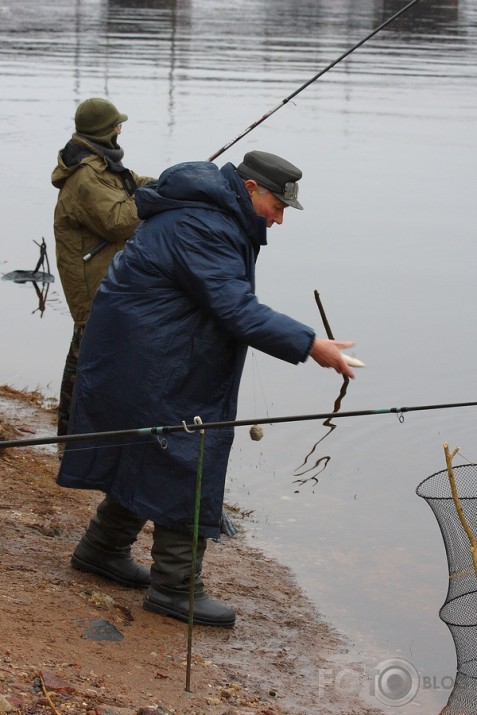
[417, 464, 477, 713]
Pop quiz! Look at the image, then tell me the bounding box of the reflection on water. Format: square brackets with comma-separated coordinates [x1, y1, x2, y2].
[2, 239, 55, 318]
[293, 290, 351, 486]
[382, 0, 458, 30]
[1, 0, 472, 83]
[2, 1, 477, 713]
[2, 277, 52, 317]
[293, 377, 349, 487]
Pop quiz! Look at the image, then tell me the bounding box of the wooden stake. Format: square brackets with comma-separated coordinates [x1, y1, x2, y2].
[443, 442, 477, 577]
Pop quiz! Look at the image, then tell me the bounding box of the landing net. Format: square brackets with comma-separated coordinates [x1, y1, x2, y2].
[417, 464, 477, 713]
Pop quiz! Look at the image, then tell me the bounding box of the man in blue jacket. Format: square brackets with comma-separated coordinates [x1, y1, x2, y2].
[57, 150, 355, 628]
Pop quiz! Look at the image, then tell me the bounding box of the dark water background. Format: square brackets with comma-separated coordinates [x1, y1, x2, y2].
[1, 1, 477, 711]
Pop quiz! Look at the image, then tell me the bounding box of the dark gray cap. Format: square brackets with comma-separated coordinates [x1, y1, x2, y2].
[236, 150, 303, 210]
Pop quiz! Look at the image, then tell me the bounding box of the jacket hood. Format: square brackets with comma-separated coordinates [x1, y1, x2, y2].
[134, 161, 267, 249]
[51, 153, 81, 189]
[51, 136, 123, 189]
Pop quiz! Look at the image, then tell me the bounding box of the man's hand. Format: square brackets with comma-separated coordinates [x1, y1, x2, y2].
[309, 338, 356, 379]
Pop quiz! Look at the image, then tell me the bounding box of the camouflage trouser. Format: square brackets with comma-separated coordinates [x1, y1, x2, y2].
[57, 325, 85, 436]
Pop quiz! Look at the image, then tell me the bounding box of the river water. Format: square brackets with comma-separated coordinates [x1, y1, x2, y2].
[1, 1, 477, 712]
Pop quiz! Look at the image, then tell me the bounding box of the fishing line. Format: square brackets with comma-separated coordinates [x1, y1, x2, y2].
[2, 400, 477, 450]
[208, 0, 423, 161]
[249, 351, 270, 442]
[453, 451, 476, 467]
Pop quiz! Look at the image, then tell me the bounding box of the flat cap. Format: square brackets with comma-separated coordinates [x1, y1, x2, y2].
[237, 150, 303, 210]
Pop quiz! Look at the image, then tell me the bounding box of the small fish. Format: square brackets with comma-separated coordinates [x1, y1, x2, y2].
[341, 353, 366, 368]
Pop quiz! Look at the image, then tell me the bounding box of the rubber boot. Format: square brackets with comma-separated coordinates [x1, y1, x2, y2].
[143, 526, 236, 628]
[71, 496, 151, 588]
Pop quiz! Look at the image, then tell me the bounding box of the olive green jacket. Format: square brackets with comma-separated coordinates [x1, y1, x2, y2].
[52, 140, 155, 326]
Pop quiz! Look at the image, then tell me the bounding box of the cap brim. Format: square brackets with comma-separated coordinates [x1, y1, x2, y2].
[272, 191, 303, 210]
[118, 112, 128, 123]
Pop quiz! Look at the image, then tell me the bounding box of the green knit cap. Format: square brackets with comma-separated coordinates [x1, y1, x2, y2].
[75, 98, 128, 143]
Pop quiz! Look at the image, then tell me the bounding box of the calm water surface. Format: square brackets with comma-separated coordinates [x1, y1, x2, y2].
[1, 1, 477, 712]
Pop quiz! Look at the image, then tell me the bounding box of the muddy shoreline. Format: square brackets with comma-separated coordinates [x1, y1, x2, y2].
[0, 384, 382, 715]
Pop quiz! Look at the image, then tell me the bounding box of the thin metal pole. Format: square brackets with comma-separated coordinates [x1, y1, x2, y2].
[208, 0, 423, 161]
[1, 401, 477, 450]
[186, 419, 205, 692]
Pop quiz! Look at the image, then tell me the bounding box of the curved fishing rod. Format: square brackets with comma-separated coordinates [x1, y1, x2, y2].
[208, 0, 423, 162]
[87, 0, 423, 263]
[1, 400, 476, 450]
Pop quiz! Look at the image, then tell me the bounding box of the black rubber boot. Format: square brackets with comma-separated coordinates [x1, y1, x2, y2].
[71, 496, 150, 589]
[143, 526, 236, 628]
[144, 585, 236, 628]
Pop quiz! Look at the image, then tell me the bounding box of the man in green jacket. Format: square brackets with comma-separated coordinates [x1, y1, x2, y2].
[52, 97, 155, 436]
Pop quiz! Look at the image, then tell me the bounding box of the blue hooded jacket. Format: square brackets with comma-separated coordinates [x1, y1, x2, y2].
[57, 161, 315, 538]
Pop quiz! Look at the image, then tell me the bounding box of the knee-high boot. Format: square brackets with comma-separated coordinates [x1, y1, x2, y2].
[71, 495, 151, 588]
[143, 526, 235, 628]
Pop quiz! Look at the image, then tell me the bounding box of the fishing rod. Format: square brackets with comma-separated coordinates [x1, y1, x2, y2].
[86, 0, 422, 264]
[1, 400, 476, 450]
[83, 242, 109, 263]
[208, 0, 423, 161]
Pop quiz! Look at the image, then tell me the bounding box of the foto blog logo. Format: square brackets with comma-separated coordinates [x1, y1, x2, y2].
[317, 657, 454, 706]
[371, 657, 420, 706]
